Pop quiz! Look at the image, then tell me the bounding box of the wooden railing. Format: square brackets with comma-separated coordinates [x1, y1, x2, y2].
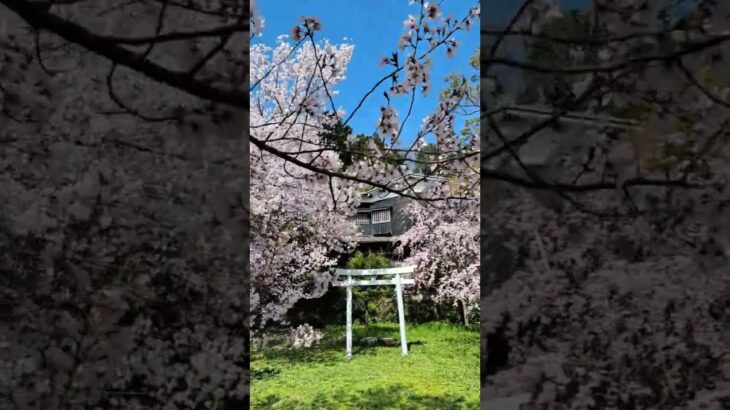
[356, 221, 393, 236]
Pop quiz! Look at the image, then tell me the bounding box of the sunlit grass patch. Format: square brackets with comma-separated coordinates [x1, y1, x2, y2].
[251, 322, 480, 409]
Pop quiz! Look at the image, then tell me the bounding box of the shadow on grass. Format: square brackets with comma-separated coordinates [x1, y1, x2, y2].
[254, 338, 345, 365]
[349, 340, 424, 356]
[255, 384, 476, 410]
[254, 324, 426, 365]
[352, 323, 401, 337]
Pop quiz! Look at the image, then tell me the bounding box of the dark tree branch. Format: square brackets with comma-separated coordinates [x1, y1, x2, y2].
[145, 0, 245, 19]
[484, 0, 535, 74]
[105, 63, 177, 123]
[342, 7, 473, 127]
[487, 115, 623, 217]
[328, 176, 337, 211]
[249, 38, 305, 92]
[0, 0, 248, 109]
[485, 33, 730, 75]
[186, 34, 232, 77]
[481, 27, 711, 46]
[677, 59, 730, 109]
[308, 33, 337, 115]
[101, 23, 247, 45]
[33, 27, 66, 75]
[249, 133, 460, 202]
[482, 72, 610, 161]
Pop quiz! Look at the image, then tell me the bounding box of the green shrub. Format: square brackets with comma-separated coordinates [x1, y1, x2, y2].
[346, 251, 391, 269]
[346, 252, 396, 324]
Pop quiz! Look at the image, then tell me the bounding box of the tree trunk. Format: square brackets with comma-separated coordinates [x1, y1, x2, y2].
[459, 299, 469, 326]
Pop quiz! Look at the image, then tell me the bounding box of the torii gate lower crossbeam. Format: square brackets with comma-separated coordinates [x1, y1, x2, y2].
[332, 266, 416, 358]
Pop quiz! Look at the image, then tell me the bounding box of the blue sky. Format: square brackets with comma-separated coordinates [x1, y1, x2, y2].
[252, 0, 694, 147]
[253, 0, 480, 148]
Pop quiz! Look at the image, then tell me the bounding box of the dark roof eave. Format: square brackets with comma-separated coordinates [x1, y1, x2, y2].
[352, 235, 399, 243]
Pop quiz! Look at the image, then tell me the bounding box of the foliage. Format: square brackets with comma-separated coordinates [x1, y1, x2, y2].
[346, 252, 396, 324]
[394, 39, 480, 323]
[517, 10, 595, 108]
[250, 36, 359, 331]
[0, 3, 249, 409]
[482, 2, 730, 408]
[251, 322, 480, 409]
[440, 46, 480, 140]
[440, 46, 479, 101]
[346, 251, 392, 270]
[317, 116, 354, 169]
[397, 197, 480, 319]
[413, 140, 441, 175]
[483, 197, 730, 408]
[249, 0, 481, 203]
[0, 0, 481, 409]
[340, 132, 407, 173]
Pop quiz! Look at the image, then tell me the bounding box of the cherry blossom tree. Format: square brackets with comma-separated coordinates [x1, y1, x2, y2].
[396, 46, 481, 324]
[249, 37, 359, 330]
[481, 1, 730, 407]
[249, 0, 481, 202]
[0, 0, 480, 408]
[1, 1, 249, 408]
[397, 192, 480, 323]
[248, 0, 481, 333]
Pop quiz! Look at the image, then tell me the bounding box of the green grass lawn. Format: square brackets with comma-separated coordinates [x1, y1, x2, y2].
[251, 321, 480, 410]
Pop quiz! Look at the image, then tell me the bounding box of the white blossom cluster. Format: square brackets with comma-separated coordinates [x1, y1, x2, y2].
[397, 192, 480, 313]
[289, 324, 324, 349]
[1, 3, 249, 406]
[250, 0, 265, 36]
[377, 106, 400, 138]
[250, 35, 359, 330]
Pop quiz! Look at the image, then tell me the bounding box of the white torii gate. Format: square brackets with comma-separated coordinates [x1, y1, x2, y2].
[332, 266, 416, 358]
